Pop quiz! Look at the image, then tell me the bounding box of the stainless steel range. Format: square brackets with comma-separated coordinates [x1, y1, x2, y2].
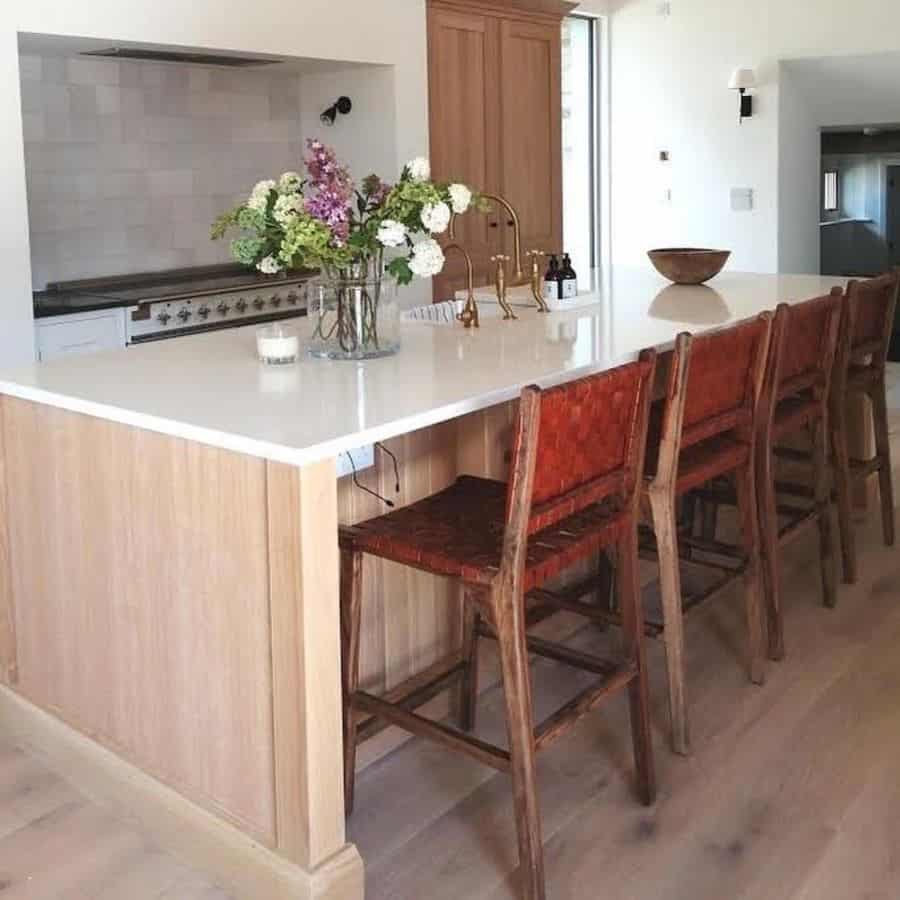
[34, 264, 312, 345]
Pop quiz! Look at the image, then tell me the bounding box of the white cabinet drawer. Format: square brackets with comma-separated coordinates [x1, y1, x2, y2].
[36, 310, 126, 362]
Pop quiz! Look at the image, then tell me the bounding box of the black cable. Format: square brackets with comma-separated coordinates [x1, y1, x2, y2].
[375, 442, 401, 494]
[345, 449, 395, 508]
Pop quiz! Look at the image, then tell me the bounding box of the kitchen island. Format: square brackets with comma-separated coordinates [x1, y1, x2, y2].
[0, 268, 851, 900]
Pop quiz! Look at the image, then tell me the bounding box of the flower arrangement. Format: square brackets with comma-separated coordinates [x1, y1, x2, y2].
[211, 139, 477, 285]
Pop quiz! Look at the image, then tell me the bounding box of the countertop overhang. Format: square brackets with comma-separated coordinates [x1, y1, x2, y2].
[2, 267, 848, 467]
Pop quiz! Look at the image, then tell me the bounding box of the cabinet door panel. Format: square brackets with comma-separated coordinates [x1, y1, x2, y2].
[428, 7, 500, 301]
[499, 18, 562, 258]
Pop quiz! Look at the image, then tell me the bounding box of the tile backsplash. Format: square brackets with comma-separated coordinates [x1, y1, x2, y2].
[20, 53, 305, 289]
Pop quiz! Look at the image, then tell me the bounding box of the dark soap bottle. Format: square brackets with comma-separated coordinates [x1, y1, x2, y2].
[560, 253, 578, 299]
[543, 255, 561, 302]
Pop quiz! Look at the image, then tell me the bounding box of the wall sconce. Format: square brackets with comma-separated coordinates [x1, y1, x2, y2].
[729, 68, 757, 123]
[320, 96, 352, 127]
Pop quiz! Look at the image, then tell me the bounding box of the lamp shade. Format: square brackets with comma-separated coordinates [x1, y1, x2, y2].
[729, 67, 757, 90]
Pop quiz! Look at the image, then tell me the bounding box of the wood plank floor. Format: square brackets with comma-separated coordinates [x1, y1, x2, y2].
[1, 404, 898, 900]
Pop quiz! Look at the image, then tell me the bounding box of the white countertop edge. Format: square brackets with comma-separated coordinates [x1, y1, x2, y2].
[0, 347, 645, 468]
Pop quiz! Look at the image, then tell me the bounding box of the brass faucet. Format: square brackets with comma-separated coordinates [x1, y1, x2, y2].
[443, 243, 479, 328]
[448, 192, 550, 318]
[491, 254, 517, 320]
[448, 191, 527, 282]
[526, 249, 550, 313]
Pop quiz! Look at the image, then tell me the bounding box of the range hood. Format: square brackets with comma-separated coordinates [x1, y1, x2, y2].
[81, 47, 282, 67]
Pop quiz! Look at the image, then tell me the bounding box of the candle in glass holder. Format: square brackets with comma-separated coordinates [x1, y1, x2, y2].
[257, 324, 299, 365]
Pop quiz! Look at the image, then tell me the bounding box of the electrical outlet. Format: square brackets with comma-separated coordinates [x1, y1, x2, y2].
[657, 2, 672, 16]
[337, 444, 375, 478]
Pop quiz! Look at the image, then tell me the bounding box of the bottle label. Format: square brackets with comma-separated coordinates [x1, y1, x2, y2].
[543, 279, 559, 301]
[562, 278, 578, 299]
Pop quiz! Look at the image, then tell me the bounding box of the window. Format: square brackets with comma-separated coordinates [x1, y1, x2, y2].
[561, 16, 597, 276]
[823, 170, 839, 212]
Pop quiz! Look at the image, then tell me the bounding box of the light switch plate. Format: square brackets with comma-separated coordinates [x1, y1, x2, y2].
[657, 1, 672, 15]
[337, 444, 375, 478]
[730, 188, 754, 211]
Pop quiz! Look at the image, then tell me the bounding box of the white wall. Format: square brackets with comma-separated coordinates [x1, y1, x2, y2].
[777, 63, 820, 275]
[604, 0, 900, 275]
[1, 0, 428, 367]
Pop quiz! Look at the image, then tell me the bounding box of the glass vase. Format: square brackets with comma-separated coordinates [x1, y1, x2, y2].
[306, 260, 401, 360]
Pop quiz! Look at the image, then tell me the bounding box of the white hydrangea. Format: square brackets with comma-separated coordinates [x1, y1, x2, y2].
[408, 239, 445, 278]
[421, 201, 451, 234]
[448, 184, 472, 215]
[247, 179, 276, 211]
[377, 219, 407, 248]
[257, 255, 281, 275]
[277, 171, 302, 194]
[273, 193, 304, 226]
[406, 157, 431, 182]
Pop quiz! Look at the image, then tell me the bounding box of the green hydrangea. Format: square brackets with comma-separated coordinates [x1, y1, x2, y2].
[278, 214, 354, 269]
[236, 206, 266, 231]
[231, 237, 267, 266]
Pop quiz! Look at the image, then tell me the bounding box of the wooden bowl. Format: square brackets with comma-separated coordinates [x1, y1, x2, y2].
[647, 248, 731, 285]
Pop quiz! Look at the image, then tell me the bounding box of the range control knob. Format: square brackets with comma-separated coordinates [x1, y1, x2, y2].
[235, 299, 248, 313]
[157, 311, 172, 325]
[252, 296, 265, 311]
[216, 301, 230, 316]
[177, 308, 192, 323]
[197, 305, 211, 320]
[270, 295, 282, 308]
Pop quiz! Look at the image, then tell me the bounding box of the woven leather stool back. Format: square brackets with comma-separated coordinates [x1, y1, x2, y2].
[509, 352, 657, 535]
[777, 291, 843, 398]
[845, 270, 900, 365]
[680, 315, 771, 449]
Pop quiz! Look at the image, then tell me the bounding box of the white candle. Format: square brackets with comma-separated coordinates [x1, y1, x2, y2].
[257, 324, 299, 365]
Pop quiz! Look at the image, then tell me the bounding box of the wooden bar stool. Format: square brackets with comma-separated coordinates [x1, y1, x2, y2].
[641, 314, 772, 754]
[339, 354, 658, 900]
[756, 291, 843, 659]
[831, 270, 900, 584]
[696, 293, 844, 659]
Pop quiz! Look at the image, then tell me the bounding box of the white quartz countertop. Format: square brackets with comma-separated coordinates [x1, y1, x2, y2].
[0, 267, 847, 467]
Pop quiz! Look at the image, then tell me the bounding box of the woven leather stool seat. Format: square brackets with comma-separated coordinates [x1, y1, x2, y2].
[341, 475, 626, 591]
[645, 430, 750, 496]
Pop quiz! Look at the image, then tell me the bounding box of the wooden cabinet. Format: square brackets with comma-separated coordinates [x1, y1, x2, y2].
[427, 0, 571, 301]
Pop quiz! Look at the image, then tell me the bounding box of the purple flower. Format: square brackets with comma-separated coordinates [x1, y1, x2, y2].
[304, 138, 353, 243]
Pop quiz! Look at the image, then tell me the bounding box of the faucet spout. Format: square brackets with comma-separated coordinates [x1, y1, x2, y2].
[443, 243, 479, 328]
[448, 193, 525, 285]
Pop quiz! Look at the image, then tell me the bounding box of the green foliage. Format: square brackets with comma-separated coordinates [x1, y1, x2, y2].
[387, 256, 414, 286]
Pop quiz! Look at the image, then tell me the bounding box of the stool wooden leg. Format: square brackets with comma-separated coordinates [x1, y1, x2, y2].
[617, 517, 657, 801]
[340, 548, 363, 816]
[870, 379, 896, 548]
[811, 416, 838, 609]
[757, 439, 784, 661]
[493, 586, 545, 900]
[735, 462, 766, 686]
[832, 406, 858, 584]
[459, 594, 480, 733]
[648, 487, 689, 756]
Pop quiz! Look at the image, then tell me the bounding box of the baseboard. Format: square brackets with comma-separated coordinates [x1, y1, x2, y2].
[0, 686, 364, 900]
